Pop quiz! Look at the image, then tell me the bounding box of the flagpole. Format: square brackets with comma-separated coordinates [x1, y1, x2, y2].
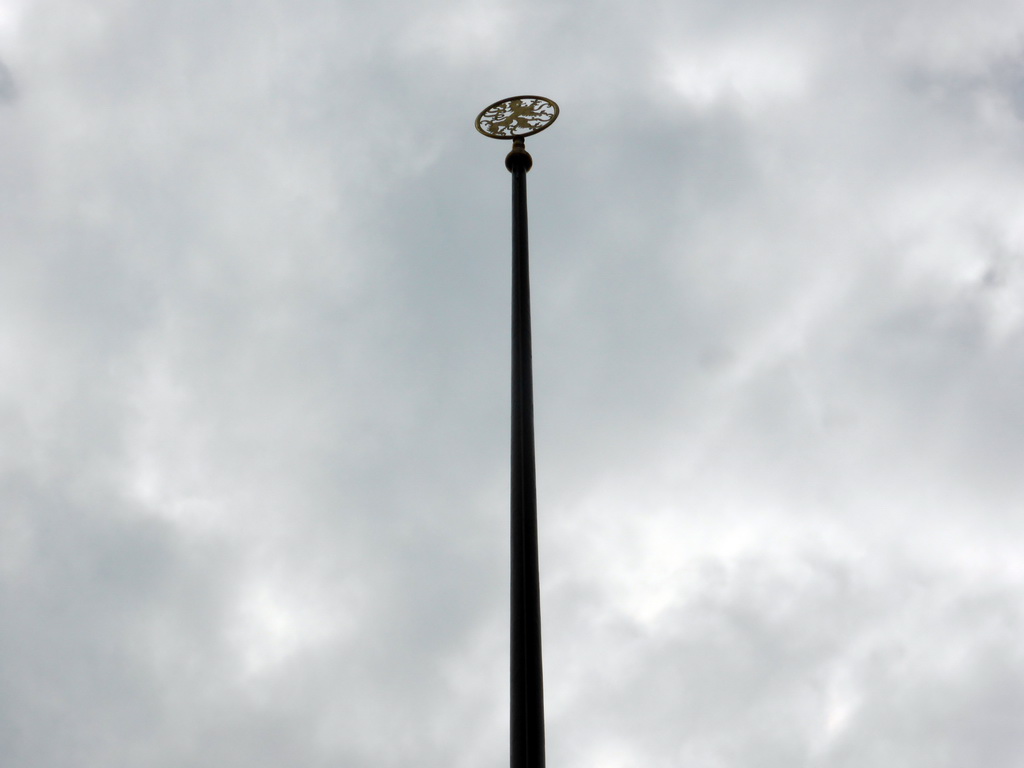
[475, 96, 558, 768]
[507, 134, 545, 768]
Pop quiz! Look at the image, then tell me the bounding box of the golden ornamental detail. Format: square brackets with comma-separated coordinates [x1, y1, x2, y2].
[475, 96, 559, 139]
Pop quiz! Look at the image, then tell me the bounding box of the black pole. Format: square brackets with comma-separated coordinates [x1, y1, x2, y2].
[507, 136, 545, 768]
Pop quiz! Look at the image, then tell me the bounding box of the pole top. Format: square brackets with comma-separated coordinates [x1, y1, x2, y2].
[475, 95, 559, 140]
[505, 137, 533, 173]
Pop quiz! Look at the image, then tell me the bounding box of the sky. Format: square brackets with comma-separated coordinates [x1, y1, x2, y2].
[2, 0, 1024, 765]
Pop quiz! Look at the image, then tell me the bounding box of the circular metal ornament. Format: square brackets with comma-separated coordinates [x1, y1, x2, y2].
[475, 95, 559, 140]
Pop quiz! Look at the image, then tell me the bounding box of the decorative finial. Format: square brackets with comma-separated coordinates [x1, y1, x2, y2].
[475, 95, 559, 140]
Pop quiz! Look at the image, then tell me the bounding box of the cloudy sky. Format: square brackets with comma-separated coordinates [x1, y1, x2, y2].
[3, 0, 1024, 765]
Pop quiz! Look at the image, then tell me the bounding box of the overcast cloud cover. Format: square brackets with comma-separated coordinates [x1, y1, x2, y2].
[3, 0, 1024, 765]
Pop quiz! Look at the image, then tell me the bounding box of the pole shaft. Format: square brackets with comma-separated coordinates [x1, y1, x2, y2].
[508, 144, 545, 768]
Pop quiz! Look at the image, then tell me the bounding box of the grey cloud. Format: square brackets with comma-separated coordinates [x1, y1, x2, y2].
[0, 59, 14, 102]
[3, 0, 1024, 765]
